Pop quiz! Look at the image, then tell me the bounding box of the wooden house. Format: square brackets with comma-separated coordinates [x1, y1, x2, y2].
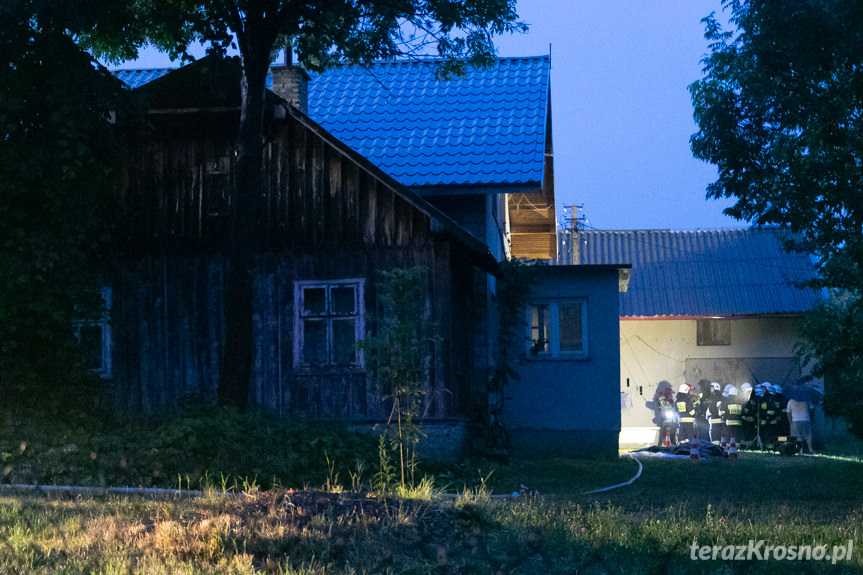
[107, 57, 497, 447]
[108, 55, 627, 457]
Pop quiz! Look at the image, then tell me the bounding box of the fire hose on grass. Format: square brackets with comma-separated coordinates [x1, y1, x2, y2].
[1, 454, 645, 500]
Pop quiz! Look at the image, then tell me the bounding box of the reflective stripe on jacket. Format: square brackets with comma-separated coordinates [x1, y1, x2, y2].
[724, 403, 743, 426]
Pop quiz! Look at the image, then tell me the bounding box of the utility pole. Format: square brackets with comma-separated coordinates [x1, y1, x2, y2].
[561, 204, 586, 265]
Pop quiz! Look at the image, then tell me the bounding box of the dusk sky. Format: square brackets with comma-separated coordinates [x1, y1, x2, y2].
[116, 1, 746, 232]
[489, 0, 742, 232]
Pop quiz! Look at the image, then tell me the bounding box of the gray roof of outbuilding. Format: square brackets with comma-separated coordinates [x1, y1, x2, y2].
[575, 228, 821, 318]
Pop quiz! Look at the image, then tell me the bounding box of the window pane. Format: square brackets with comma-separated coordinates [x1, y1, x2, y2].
[332, 319, 356, 365]
[80, 324, 103, 370]
[530, 304, 550, 354]
[303, 320, 328, 364]
[303, 288, 326, 315]
[331, 286, 356, 315]
[697, 318, 730, 346]
[559, 302, 584, 352]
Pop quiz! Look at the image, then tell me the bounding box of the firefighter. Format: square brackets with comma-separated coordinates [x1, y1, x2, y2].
[722, 384, 743, 441]
[739, 383, 756, 443]
[676, 383, 696, 441]
[693, 383, 709, 441]
[761, 381, 779, 450]
[656, 387, 678, 446]
[749, 383, 770, 450]
[773, 384, 790, 438]
[705, 381, 724, 443]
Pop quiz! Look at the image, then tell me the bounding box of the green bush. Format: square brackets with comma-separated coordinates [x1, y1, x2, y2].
[0, 402, 378, 490]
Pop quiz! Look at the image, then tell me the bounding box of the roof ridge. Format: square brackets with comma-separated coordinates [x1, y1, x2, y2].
[346, 55, 549, 64]
[580, 227, 757, 234]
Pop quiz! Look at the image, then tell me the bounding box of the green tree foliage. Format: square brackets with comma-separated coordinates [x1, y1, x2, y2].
[798, 291, 863, 438]
[0, 4, 126, 405]
[74, 0, 525, 408]
[690, 0, 863, 435]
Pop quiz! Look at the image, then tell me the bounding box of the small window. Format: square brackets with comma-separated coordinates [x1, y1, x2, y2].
[527, 299, 588, 359]
[294, 279, 364, 368]
[76, 286, 112, 378]
[530, 304, 551, 355]
[697, 318, 730, 346]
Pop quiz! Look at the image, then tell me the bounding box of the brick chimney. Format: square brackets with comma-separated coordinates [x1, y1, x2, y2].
[270, 64, 310, 114]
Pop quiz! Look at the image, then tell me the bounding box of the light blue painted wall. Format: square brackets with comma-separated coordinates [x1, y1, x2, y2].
[502, 266, 622, 456]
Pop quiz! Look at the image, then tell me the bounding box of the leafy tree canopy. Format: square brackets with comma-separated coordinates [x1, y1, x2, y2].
[691, 0, 863, 290]
[0, 2, 128, 403]
[690, 0, 863, 436]
[65, 0, 526, 77]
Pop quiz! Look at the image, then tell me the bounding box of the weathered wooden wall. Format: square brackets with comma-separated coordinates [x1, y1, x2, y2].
[120, 113, 433, 252]
[112, 111, 477, 419]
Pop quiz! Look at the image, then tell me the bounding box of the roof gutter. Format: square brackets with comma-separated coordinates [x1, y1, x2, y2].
[620, 312, 806, 321]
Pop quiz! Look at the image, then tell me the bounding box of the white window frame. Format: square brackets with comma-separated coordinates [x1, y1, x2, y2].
[526, 298, 588, 360]
[293, 279, 365, 369]
[75, 286, 112, 378]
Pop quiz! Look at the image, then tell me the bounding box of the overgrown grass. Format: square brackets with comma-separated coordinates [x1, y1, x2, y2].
[0, 403, 379, 491]
[1, 452, 860, 574]
[2, 404, 861, 573]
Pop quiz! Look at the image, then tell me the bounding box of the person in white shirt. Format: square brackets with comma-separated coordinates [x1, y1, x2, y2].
[786, 387, 815, 454]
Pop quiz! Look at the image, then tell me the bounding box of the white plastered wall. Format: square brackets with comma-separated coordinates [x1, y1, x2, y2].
[618, 315, 818, 447]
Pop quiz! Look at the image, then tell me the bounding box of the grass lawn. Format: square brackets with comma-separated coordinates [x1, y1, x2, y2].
[1, 451, 860, 574]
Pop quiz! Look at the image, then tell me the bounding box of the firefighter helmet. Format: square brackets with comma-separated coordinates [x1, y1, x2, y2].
[710, 381, 721, 391]
[678, 383, 691, 393]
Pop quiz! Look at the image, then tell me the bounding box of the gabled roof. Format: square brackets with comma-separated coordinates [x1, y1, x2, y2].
[307, 56, 551, 189]
[575, 228, 821, 318]
[113, 57, 499, 275]
[114, 56, 552, 190]
[125, 56, 284, 111]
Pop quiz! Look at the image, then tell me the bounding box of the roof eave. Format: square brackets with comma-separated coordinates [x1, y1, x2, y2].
[620, 312, 808, 321]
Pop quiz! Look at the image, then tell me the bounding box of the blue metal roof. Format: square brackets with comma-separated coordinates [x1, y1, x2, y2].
[575, 229, 821, 318]
[113, 68, 173, 89]
[307, 56, 550, 188]
[113, 57, 551, 189]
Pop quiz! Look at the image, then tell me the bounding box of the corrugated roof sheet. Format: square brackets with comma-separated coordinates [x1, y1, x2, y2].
[576, 229, 821, 318]
[307, 57, 550, 188]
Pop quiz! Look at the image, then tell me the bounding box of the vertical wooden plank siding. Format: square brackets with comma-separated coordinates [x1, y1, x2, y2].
[115, 113, 478, 419]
